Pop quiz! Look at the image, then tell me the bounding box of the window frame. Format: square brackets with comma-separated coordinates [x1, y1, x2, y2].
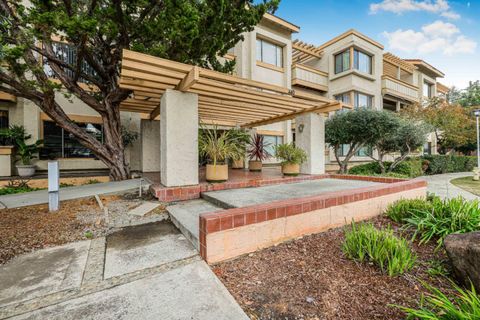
[354, 91, 373, 109]
[423, 81, 433, 98]
[353, 49, 372, 74]
[256, 38, 284, 68]
[334, 49, 350, 74]
[260, 134, 284, 157]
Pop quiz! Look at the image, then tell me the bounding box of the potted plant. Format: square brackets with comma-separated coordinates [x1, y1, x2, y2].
[15, 139, 43, 177]
[275, 143, 307, 176]
[0, 125, 32, 177]
[199, 126, 236, 182]
[228, 128, 251, 169]
[247, 134, 271, 172]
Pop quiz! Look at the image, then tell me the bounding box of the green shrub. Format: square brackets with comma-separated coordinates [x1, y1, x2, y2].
[422, 155, 477, 175]
[405, 197, 480, 248]
[348, 159, 423, 178]
[396, 281, 480, 319]
[385, 198, 433, 223]
[342, 222, 416, 276]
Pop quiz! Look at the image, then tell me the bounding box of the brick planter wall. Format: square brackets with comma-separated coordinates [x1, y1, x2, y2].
[199, 178, 427, 264]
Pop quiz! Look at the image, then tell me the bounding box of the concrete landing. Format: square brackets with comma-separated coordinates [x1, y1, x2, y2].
[0, 241, 90, 307]
[167, 199, 221, 250]
[202, 178, 381, 208]
[11, 260, 249, 320]
[104, 221, 197, 279]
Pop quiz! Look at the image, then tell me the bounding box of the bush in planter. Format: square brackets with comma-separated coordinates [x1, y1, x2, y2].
[348, 159, 423, 178]
[274, 143, 307, 176]
[199, 126, 237, 182]
[228, 128, 250, 168]
[247, 134, 271, 171]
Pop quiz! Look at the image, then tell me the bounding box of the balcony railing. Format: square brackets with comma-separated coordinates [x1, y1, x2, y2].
[382, 75, 419, 102]
[292, 63, 328, 92]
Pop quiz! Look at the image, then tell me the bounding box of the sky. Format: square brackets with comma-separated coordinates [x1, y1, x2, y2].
[273, 0, 479, 89]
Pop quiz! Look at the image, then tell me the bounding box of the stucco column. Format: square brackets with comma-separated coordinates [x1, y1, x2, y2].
[160, 89, 199, 187]
[140, 119, 160, 173]
[295, 113, 325, 175]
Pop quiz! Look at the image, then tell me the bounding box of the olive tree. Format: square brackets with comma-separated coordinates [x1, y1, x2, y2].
[325, 108, 397, 173]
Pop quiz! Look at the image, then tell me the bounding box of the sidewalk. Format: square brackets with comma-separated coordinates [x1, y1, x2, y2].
[0, 179, 148, 209]
[418, 172, 479, 200]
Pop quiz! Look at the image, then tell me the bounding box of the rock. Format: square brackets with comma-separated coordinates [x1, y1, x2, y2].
[306, 297, 315, 304]
[444, 232, 480, 291]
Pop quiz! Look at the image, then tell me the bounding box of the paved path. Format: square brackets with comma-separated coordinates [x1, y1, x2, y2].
[0, 221, 248, 320]
[418, 172, 479, 200]
[0, 179, 148, 209]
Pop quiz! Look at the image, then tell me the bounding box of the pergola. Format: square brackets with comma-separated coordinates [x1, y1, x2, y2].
[119, 49, 343, 128]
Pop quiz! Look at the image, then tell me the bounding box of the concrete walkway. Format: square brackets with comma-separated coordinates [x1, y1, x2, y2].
[0, 179, 148, 209]
[0, 221, 248, 320]
[418, 172, 479, 200]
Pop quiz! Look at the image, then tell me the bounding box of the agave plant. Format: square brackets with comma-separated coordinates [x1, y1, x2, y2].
[247, 134, 271, 161]
[198, 126, 238, 167]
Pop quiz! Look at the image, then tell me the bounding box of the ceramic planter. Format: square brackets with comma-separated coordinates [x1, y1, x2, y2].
[282, 163, 300, 176]
[248, 160, 262, 172]
[0, 146, 14, 177]
[206, 164, 228, 182]
[232, 159, 244, 169]
[16, 164, 36, 177]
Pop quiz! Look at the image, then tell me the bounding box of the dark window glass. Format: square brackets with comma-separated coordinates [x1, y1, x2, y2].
[334, 50, 350, 74]
[40, 121, 103, 159]
[0, 110, 8, 129]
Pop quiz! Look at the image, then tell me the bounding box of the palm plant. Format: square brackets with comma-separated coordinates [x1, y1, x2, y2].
[275, 143, 307, 165]
[247, 134, 271, 161]
[198, 126, 237, 167]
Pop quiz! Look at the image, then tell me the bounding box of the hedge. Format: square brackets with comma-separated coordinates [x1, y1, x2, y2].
[348, 159, 423, 178]
[421, 155, 477, 175]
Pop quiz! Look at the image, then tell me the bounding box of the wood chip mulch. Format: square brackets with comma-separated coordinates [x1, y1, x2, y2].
[0, 197, 109, 265]
[213, 216, 454, 320]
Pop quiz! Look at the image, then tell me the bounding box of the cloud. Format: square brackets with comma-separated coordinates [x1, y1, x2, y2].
[383, 20, 477, 55]
[370, 0, 460, 19]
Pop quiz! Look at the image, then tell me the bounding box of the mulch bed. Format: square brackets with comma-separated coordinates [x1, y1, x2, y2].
[213, 216, 454, 320]
[0, 197, 109, 265]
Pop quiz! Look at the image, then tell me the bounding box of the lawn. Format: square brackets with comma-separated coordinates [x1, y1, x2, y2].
[450, 176, 480, 196]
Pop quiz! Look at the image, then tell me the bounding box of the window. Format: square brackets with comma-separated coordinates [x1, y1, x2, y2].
[43, 42, 96, 82]
[353, 49, 372, 74]
[423, 142, 432, 155]
[40, 121, 103, 159]
[354, 92, 373, 108]
[423, 81, 433, 98]
[256, 39, 283, 68]
[334, 50, 350, 74]
[337, 144, 372, 157]
[0, 110, 8, 129]
[334, 92, 351, 105]
[261, 135, 283, 157]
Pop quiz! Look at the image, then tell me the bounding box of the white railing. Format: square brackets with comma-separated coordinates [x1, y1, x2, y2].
[382, 76, 419, 102]
[292, 64, 328, 91]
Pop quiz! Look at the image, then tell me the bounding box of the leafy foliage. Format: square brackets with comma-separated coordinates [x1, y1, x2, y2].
[326, 109, 398, 173]
[0, 0, 279, 179]
[247, 134, 271, 161]
[449, 80, 480, 108]
[199, 126, 239, 166]
[385, 198, 434, 223]
[274, 143, 307, 165]
[0, 125, 31, 146]
[396, 280, 480, 319]
[121, 126, 139, 147]
[421, 155, 477, 175]
[404, 196, 480, 248]
[15, 139, 43, 165]
[227, 128, 251, 161]
[348, 159, 423, 178]
[342, 221, 416, 276]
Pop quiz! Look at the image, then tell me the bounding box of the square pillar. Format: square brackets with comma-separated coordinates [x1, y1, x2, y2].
[295, 113, 325, 175]
[160, 89, 199, 187]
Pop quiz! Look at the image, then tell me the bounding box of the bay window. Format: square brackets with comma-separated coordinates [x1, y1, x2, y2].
[354, 92, 373, 108]
[256, 38, 283, 68]
[353, 49, 372, 74]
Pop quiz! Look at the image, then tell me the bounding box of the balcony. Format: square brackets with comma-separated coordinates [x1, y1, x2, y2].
[292, 63, 328, 92]
[381, 75, 419, 103]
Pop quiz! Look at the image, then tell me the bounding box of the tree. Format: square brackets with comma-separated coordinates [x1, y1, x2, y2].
[401, 98, 475, 154]
[452, 81, 480, 107]
[0, 0, 279, 180]
[368, 118, 429, 173]
[325, 109, 396, 173]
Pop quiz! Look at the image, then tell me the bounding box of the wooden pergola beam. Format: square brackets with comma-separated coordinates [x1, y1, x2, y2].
[177, 66, 199, 91]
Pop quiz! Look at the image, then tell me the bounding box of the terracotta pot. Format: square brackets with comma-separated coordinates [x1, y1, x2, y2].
[282, 163, 300, 176]
[248, 160, 262, 172]
[16, 164, 36, 177]
[206, 164, 228, 182]
[231, 159, 244, 169]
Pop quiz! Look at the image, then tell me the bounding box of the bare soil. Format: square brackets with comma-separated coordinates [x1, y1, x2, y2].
[213, 216, 453, 320]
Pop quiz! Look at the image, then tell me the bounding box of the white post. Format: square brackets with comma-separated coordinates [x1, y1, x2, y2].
[160, 89, 199, 187]
[295, 113, 325, 174]
[48, 160, 60, 212]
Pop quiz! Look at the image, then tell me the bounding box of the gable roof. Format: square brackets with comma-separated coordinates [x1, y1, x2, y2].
[318, 29, 384, 50]
[404, 59, 445, 78]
